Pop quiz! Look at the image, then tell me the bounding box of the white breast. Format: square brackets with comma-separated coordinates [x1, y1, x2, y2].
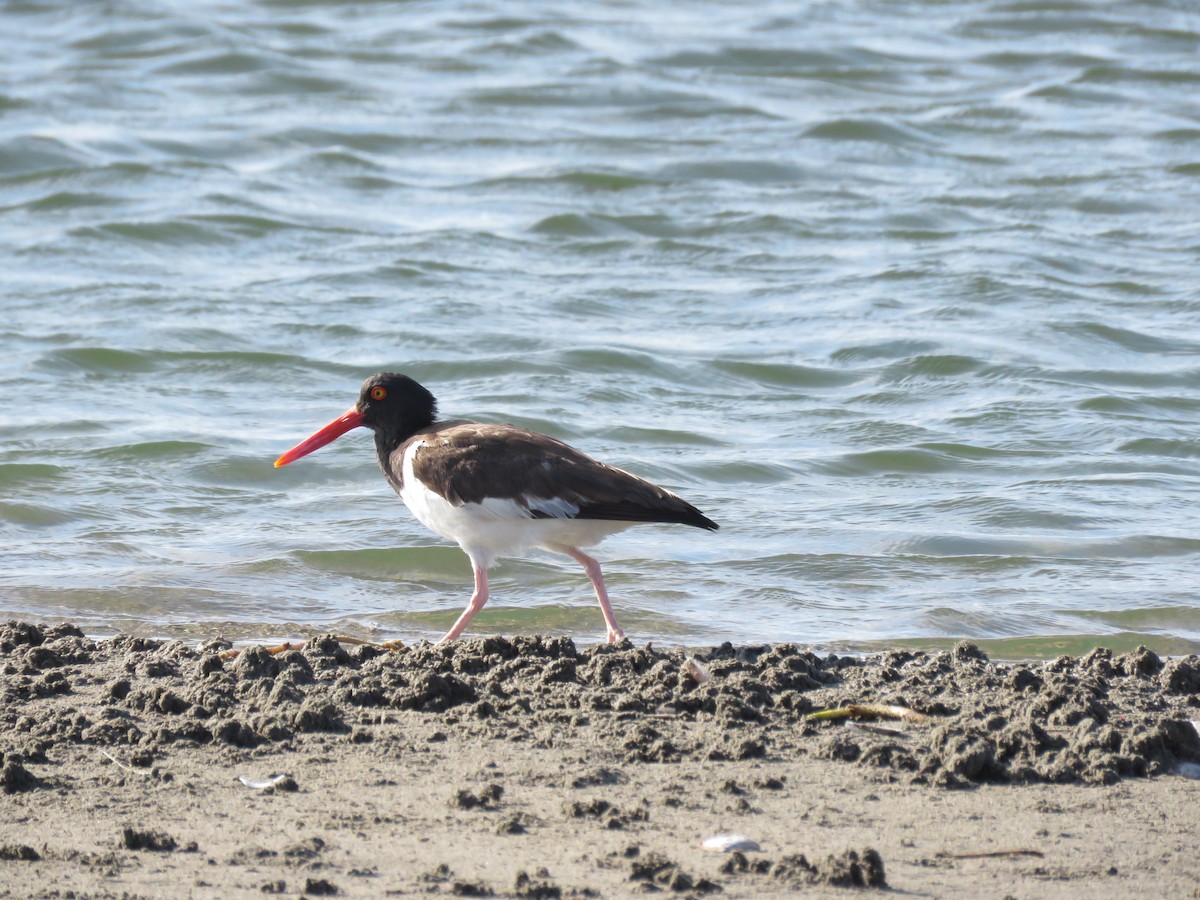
[397, 439, 631, 568]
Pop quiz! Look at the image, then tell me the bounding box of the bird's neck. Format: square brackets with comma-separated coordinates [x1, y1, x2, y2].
[372, 423, 414, 459]
[373, 417, 433, 485]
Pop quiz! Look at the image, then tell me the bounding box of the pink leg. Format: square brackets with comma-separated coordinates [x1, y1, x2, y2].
[563, 547, 625, 643]
[439, 561, 489, 643]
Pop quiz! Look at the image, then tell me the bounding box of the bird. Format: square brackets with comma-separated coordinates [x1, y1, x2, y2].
[274, 372, 718, 644]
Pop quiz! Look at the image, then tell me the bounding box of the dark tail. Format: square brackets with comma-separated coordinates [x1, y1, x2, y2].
[568, 498, 719, 531]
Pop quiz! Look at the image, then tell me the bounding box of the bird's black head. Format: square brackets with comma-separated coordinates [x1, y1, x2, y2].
[356, 372, 438, 444]
[274, 372, 438, 469]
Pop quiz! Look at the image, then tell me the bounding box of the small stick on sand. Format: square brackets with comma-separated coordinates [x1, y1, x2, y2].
[218, 641, 305, 661]
[100, 749, 155, 777]
[935, 849, 1045, 860]
[217, 634, 404, 661]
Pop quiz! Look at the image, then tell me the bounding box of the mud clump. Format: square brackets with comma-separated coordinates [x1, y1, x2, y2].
[453, 783, 504, 810]
[449, 881, 494, 897]
[303, 877, 340, 896]
[0, 844, 41, 862]
[283, 837, 326, 862]
[513, 870, 560, 898]
[0, 622, 1197, 790]
[629, 851, 721, 893]
[1, 753, 40, 794]
[722, 848, 886, 889]
[564, 797, 648, 829]
[496, 813, 531, 835]
[809, 848, 887, 889]
[808, 642, 1200, 785]
[121, 828, 178, 852]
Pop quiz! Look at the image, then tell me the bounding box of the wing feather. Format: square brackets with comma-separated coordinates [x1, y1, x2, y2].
[409, 423, 718, 530]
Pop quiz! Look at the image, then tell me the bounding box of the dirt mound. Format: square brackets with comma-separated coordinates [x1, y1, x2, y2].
[1, 622, 1197, 788]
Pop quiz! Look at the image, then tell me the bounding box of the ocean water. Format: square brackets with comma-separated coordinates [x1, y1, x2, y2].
[2, 0, 1199, 657]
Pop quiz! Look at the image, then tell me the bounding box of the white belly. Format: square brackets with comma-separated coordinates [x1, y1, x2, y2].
[397, 440, 631, 567]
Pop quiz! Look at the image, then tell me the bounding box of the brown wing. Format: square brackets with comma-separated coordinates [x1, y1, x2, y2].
[410, 423, 718, 530]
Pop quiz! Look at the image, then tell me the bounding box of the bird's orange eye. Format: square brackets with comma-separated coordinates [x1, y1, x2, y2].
[370, 386, 387, 401]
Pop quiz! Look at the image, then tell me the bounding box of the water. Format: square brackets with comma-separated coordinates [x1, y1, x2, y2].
[2, 1, 1199, 657]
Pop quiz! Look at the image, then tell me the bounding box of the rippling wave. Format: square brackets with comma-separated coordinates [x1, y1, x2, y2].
[2, 0, 1199, 656]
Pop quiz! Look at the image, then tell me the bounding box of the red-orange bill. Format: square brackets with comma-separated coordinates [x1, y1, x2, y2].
[274, 408, 365, 468]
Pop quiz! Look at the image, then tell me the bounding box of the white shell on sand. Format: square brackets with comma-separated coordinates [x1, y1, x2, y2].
[702, 833, 762, 853]
[683, 656, 712, 684]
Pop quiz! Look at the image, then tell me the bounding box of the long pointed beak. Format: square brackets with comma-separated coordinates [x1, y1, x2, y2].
[274, 408, 366, 467]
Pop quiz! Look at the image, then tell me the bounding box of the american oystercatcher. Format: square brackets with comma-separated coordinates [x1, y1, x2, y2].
[275, 372, 718, 643]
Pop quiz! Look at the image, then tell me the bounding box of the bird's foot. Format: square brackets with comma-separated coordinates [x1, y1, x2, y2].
[606, 627, 626, 644]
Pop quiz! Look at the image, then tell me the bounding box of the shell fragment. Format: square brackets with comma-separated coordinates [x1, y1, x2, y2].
[703, 833, 762, 853]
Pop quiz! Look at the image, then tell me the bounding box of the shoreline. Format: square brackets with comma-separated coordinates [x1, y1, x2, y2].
[2, 620, 1198, 897]
[14, 617, 1199, 665]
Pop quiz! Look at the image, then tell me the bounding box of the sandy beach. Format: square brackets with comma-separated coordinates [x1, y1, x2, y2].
[2, 621, 1198, 898]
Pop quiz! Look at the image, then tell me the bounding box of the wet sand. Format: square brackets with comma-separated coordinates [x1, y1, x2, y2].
[2, 621, 1199, 898]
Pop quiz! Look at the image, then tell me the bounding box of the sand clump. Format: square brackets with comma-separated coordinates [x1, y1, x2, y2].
[3, 623, 1195, 787]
